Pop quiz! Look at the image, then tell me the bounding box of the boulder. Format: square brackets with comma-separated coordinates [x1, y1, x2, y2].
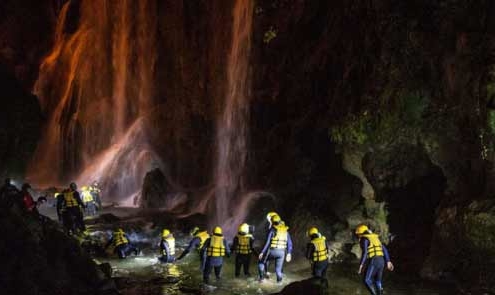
[274, 277, 328, 295]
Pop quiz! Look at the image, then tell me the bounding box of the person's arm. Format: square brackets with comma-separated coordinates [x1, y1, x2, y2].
[358, 239, 369, 274]
[105, 237, 114, 249]
[250, 237, 257, 255]
[231, 237, 238, 253]
[74, 191, 85, 208]
[382, 243, 394, 271]
[305, 242, 314, 260]
[258, 230, 274, 259]
[177, 237, 199, 260]
[286, 232, 293, 254]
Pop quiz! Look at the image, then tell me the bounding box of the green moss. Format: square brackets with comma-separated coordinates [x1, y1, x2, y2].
[464, 212, 495, 256]
[330, 92, 428, 148]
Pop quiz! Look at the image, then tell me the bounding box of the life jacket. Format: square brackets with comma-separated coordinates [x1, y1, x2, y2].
[270, 224, 289, 249]
[207, 235, 225, 257]
[162, 236, 175, 256]
[81, 191, 94, 203]
[113, 231, 129, 247]
[311, 236, 328, 262]
[235, 234, 253, 254]
[195, 231, 210, 250]
[22, 193, 35, 211]
[64, 191, 79, 208]
[362, 234, 384, 258]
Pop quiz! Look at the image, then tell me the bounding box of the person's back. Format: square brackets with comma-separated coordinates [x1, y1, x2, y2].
[0, 179, 20, 209]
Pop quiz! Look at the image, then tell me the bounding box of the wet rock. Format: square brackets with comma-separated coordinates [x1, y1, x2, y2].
[0, 208, 109, 295]
[99, 262, 113, 278]
[141, 168, 168, 208]
[274, 277, 328, 295]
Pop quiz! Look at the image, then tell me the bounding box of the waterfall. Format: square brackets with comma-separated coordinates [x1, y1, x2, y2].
[28, 0, 159, 203]
[212, 0, 254, 233]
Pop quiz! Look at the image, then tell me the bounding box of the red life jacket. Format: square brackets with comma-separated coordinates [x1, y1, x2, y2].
[23, 193, 35, 211]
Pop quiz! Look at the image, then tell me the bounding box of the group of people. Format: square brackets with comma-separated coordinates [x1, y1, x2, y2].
[123, 211, 392, 295]
[0, 178, 102, 235]
[0, 178, 46, 216]
[54, 181, 102, 235]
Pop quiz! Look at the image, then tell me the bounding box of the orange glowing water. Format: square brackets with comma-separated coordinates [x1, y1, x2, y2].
[213, 0, 254, 234]
[29, 0, 158, 202]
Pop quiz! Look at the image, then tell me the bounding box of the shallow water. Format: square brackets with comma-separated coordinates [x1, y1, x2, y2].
[38, 205, 454, 294]
[98, 239, 454, 295]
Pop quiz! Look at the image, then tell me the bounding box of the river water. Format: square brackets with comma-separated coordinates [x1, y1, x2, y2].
[96, 235, 454, 295]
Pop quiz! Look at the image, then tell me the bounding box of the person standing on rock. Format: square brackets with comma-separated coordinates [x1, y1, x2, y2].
[81, 186, 97, 216]
[177, 227, 210, 269]
[232, 223, 256, 277]
[159, 229, 176, 263]
[62, 183, 86, 234]
[201, 226, 230, 284]
[355, 224, 394, 295]
[305, 227, 330, 278]
[258, 214, 293, 283]
[0, 178, 20, 209]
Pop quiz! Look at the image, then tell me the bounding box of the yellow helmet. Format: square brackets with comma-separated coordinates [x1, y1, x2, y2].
[116, 228, 125, 233]
[190, 227, 200, 236]
[238, 223, 249, 234]
[81, 186, 88, 191]
[213, 226, 223, 235]
[266, 212, 278, 222]
[162, 229, 170, 237]
[271, 214, 281, 224]
[307, 227, 319, 237]
[355, 224, 369, 235]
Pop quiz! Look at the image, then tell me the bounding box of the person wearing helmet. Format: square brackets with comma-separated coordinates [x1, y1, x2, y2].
[258, 214, 293, 283]
[231, 223, 256, 277]
[81, 186, 97, 216]
[89, 181, 102, 209]
[200, 226, 230, 284]
[177, 227, 210, 269]
[0, 178, 20, 209]
[305, 227, 330, 278]
[355, 224, 394, 295]
[61, 182, 86, 234]
[266, 212, 279, 229]
[105, 228, 139, 259]
[159, 229, 176, 263]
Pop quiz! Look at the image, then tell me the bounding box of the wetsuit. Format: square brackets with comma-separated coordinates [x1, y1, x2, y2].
[306, 234, 329, 278]
[258, 224, 293, 282]
[360, 235, 391, 295]
[232, 233, 256, 277]
[159, 235, 176, 263]
[201, 235, 230, 284]
[106, 231, 139, 259]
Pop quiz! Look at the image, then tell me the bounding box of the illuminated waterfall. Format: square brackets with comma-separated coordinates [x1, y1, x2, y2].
[213, 0, 254, 232]
[29, 0, 160, 203]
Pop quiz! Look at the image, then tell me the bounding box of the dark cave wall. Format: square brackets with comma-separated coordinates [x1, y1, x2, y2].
[1, 0, 495, 289]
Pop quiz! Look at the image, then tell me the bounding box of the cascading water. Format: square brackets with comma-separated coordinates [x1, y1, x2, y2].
[212, 0, 254, 234]
[29, 0, 160, 203]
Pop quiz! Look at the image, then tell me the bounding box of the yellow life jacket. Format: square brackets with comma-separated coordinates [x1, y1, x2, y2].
[270, 224, 289, 249]
[81, 191, 94, 203]
[195, 231, 210, 250]
[113, 231, 129, 247]
[311, 236, 328, 262]
[64, 191, 79, 208]
[236, 234, 253, 254]
[207, 235, 225, 257]
[362, 234, 384, 258]
[162, 236, 175, 256]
